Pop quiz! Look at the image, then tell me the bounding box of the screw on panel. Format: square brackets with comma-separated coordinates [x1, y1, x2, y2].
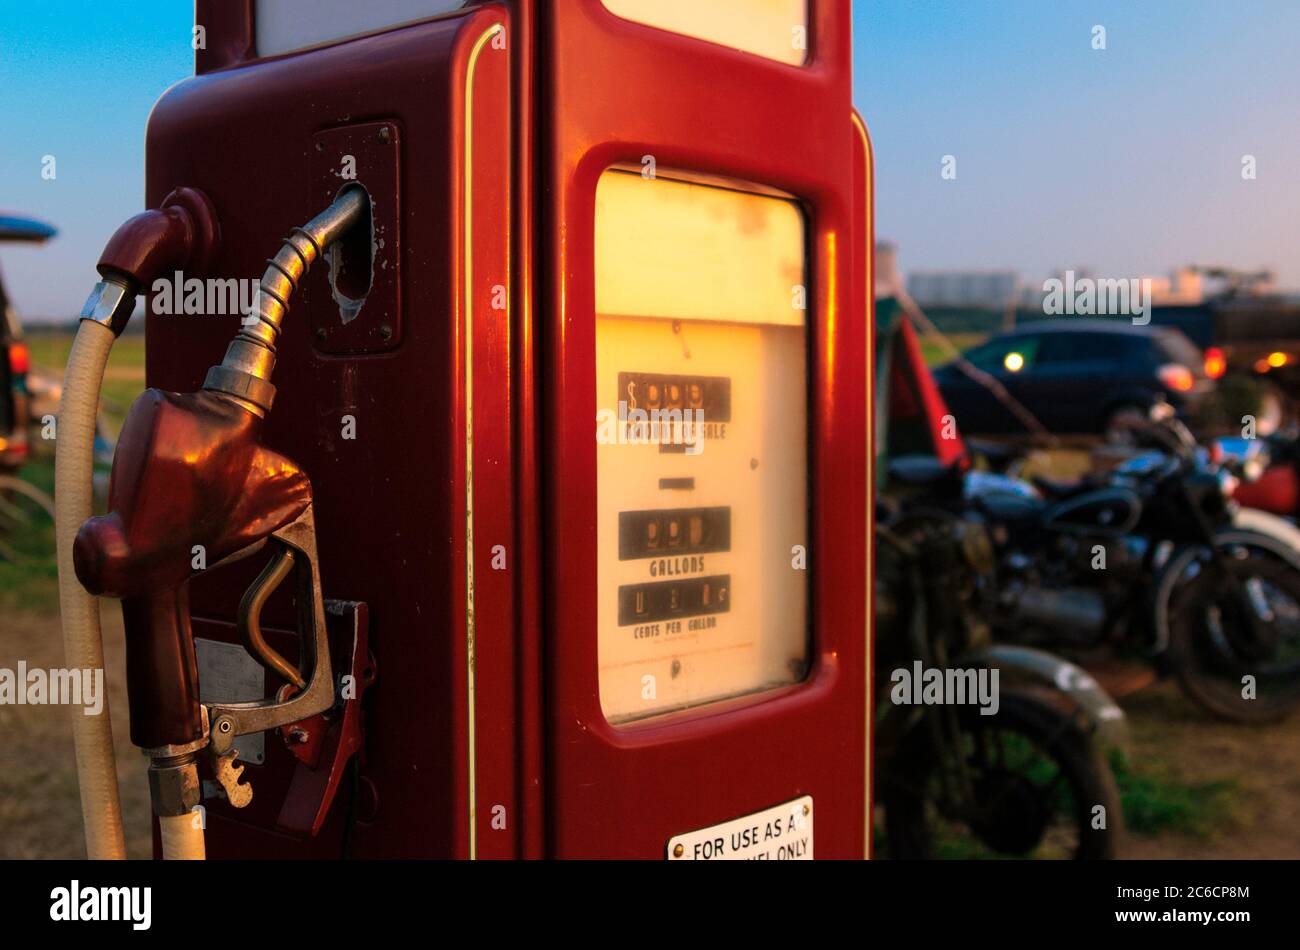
[378, 127, 392, 144]
[672, 844, 684, 858]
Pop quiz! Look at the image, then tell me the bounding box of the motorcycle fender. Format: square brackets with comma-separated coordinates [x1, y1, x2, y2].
[1152, 520, 1300, 654]
[965, 644, 1129, 751]
[1231, 508, 1300, 565]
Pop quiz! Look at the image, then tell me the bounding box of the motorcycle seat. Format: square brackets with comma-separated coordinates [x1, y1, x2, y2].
[888, 454, 963, 488]
[976, 490, 1047, 523]
[966, 438, 1021, 470]
[1032, 474, 1100, 499]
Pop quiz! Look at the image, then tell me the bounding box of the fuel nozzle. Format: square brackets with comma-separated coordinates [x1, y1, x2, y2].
[62, 187, 369, 858]
[56, 186, 221, 859]
[204, 185, 370, 415]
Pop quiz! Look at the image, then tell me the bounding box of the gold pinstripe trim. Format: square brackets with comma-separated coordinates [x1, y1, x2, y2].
[851, 109, 873, 860]
[464, 20, 504, 861]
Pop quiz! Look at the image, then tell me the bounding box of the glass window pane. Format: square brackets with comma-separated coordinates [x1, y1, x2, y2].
[594, 169, 809, 723]
[255, 0, 468, 58]
[601, 0, 808, 66]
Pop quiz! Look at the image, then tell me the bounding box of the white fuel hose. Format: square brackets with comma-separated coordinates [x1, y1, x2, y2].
[159, 813, 206, 860]
[54, 319, 127, 859]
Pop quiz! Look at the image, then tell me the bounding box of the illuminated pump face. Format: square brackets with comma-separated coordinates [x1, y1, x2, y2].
[595, 168, 809, 724]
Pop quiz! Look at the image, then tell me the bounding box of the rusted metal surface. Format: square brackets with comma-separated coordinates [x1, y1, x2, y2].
[308, 122, 403, 355]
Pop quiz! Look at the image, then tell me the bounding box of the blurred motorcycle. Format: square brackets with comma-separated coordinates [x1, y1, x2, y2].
[1231, 432, 1300, 521]
[888, 406, 1300, 723]
[875, 506, 1125, 859]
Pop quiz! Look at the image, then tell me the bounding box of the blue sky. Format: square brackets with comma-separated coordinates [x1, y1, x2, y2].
[855, 0, 1300, 291]
[1, 1, 1297, 319]
[0, 0, 192, 320]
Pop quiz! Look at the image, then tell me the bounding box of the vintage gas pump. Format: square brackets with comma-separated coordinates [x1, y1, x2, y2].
[57, 0, 870, 860]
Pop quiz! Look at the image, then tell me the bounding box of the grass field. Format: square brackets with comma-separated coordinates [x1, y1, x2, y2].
[25, 329, 146, 432]
[917, 331, 988, 368]
[2, 331, 151, 856]
[0, 331, 145, 613]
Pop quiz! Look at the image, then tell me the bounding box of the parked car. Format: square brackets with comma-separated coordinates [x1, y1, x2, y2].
[1, 213, 57, 469]
[933, 320, 1213, 441]
[1151, 297, 1300, 428]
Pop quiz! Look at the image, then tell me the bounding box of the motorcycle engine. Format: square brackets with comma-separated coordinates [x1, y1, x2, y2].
[994, 534, 1121, 644]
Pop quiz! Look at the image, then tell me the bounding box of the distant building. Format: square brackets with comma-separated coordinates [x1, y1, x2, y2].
[1020, 266, 1207, 310]
[906, 270, 1020, 309]
[1146, 267, 1204, 305]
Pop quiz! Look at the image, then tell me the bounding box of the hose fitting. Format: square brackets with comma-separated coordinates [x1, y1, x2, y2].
[204, 185, 369, 415]
[78, 277, 135, 336]
[81, 187, 221, 336]
[147, 753, 203, 818]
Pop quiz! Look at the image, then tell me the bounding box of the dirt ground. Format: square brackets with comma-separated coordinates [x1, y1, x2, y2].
[0, 607, 151, 858]
[1117, 680, 1300, 858]
[3, 604, 1299, 858]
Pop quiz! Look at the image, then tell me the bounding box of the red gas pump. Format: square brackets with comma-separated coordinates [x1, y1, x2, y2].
[57, 0, 871, 860]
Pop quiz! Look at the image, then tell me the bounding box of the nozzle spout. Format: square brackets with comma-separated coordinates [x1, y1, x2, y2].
[204, 186, 370, 414]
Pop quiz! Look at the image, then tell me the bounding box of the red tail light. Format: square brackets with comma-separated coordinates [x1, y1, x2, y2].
[1157, 363, 1195, 392]
[7, 341, 30, 375]
[1203, 346, 1226, 379]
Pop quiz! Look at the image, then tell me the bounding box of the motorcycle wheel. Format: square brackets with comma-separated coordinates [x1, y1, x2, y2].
[1166, 551, 1300, 722]
[0, 472, 56, 564]
[882, 691, 1121, 859]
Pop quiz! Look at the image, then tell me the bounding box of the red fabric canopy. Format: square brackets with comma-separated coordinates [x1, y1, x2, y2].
[885, 313, 966, 466]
